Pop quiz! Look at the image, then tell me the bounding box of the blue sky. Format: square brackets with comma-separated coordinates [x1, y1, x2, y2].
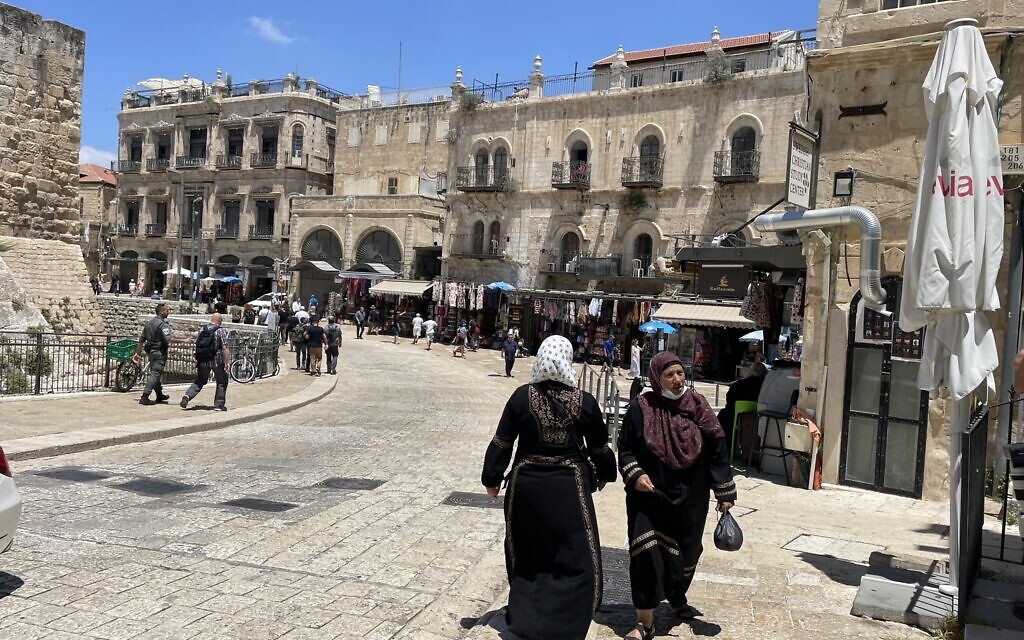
[19, 1, 817, 166]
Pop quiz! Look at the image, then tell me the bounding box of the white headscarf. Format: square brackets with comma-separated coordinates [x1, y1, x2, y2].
[530, 335, 577, 387]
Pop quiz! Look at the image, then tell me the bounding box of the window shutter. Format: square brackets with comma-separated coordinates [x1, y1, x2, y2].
[347, 126, 361, 147]
[408, 123, 422, 144]
[435, 119, 450, 142]
[375, 125, 387, 146]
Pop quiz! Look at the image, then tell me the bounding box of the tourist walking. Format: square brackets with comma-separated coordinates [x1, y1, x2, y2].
[354, 306, 366, 339]
[133, 303, 175, 405]
[628, 339, 642, 379]
[89, 275, 100, 295]
[309, 293, 318, 312]
[603, 335, 616, 374]
[453, 321, 468, 357]
[391, 312, 401, 344]
[325, 315, 342, 375]
[304, 316, 327, 375]
[481, 335, 617, 640]
[368, 305, 381, 335]
[284, 309, 298, 350]
[411, 313, 423, 344]
[502, 331, 518, 377]
[179, 312, 230, 411]
[618, 352, 735, 639]
[291, 317, 308, 370]
[423, 316, 437, 350]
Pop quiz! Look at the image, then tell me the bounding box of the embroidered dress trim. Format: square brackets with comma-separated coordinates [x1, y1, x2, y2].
[491, 435, 513, 449]
[527, 385, 582, 445]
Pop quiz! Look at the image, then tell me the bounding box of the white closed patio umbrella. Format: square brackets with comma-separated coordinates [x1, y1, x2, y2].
[899, 18, 1005, 597]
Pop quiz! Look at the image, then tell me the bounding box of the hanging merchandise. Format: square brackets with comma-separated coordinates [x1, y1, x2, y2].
[791, 277, 805, 324]
[612, 299, 619, 324]
[534, 299, 542, 314]
[588, 298, 601, 317]
[447, 282, 457, 307]
[476, 284, 485, 310]
[740, 281, 773, 328]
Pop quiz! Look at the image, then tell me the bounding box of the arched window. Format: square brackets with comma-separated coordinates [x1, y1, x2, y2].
[474, 149, 489, 187]
[493, 146, 509, 184]
[731, 126, 757, 175]
[560, 232, 580, 270]
[291, 124, 304, 159]
[488, 221, 501, 255]
[570, 141, 589, 163]
[639, 135, 660, 158]
[472, 221, 485, 255]
[300, 229, 343, 269]
[634, 233, 654, 271]
[355, 230, 401, 272]
[638, 135, 660, 183]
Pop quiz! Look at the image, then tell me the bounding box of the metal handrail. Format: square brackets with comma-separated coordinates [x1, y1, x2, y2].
[248, 224, 274, 240]
[621, 156, 664, 186]
[145, 223, 166, 237]
[216, 154, 243, 169]
[551, 161, 591, 188]
[250, 152, 278, 168]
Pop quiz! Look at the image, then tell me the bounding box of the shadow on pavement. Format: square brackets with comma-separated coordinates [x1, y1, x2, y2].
[796, 551, 870, 587]
[0, 572, 24, 598]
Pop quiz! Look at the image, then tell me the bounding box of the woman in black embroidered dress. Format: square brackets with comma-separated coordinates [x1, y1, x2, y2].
[482, 335, 617, 640]
[618, 352, 736, 640]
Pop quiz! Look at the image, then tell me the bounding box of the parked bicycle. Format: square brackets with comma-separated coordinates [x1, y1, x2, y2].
[107, 339, 146, 392]
[228, 333, 281, 383]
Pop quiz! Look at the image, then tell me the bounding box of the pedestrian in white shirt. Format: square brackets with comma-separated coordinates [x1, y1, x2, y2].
[412, 313, 424, 344]
[423, 317, 438, 350]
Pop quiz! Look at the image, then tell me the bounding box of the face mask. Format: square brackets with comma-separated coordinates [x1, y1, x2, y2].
[661, 388, 684, 401]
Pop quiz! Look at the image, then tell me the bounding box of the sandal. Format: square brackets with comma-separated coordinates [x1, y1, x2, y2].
[625, 621, 654, 640]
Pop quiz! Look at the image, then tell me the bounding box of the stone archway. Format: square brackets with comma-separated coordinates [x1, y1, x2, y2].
[355, 229, 402, 273]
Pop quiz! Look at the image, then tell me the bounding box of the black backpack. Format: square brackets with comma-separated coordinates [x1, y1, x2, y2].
[195, 325, 218, 363]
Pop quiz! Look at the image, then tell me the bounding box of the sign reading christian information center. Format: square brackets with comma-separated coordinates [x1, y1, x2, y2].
[786, 123, 818, 210]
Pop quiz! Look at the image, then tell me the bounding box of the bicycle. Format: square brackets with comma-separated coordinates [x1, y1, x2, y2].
[229, 333, 281, 383]
[107, 339, 146, 392]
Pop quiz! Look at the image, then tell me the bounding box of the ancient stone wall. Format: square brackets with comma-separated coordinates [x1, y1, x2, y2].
[0, 4, 85, 243]
[0, 236, 104, 333]
[96, 295, 188, 337]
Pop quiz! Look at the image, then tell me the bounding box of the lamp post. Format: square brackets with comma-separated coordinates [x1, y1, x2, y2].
[188, 196, 202, 313]
[167, 166, 185, 301]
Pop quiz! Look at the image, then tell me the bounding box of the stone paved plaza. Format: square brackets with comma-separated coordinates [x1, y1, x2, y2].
[0, 336, 952, 639]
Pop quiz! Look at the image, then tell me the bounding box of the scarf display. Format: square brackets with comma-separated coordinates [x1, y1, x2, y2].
[639, 351, 724, 471]
[529, 335, 577, 387]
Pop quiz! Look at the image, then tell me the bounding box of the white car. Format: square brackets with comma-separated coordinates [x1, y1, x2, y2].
[0, 447, 22, 553]
[247, 292, 286, 311]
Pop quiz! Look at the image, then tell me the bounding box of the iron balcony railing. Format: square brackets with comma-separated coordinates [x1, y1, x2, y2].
[551, 161, 591, 190]
[215, 225, 238, 239]
[117, 160, 141, 173]
[578, 255, 621, 277]
[146, 158, 170, 172]
[541, 252, 582, 274]
[216, 154, 243, 169]
[251, 152, 278, 168]
[116, 223, 138, 237]
[621, 157, 664, 188]
[176, 155, 207, 169]
[449, 233, 506, 258]
[455, 165, 510, 192]
[713, 150, 761, 183]
[248, 224, 274, 240]
[145, 223, 166, 237]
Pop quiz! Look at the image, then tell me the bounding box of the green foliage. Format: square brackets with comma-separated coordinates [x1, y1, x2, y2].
[0, 349, 23, 368]
[704, 54, 734, 84]
[10, 297, 24, 312]
[5, 370, 28, 394]
[623, 191, 649, 212]
[24, 351, 52, 377]
[460, 91, 485, 112]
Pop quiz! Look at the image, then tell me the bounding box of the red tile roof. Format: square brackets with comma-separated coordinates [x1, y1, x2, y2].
[592, 32, 780, 67]
[79, 163, 116, 186]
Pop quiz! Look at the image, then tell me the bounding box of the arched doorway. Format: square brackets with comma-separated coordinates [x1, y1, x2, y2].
[474, 149, 489, 187]
[560, 232, 580, 271]
[356, 230, 401, 273]
[633, 233, 654, 274]
[249, 255, 275, 298]
[493, 146, 509, 186]
[488, 221, 501, 255]
[299, 228, 343, 305]
[119, 250, 139, 291]
[731, 126, 757, 175]
[147, 251, 167, 296]
[471, 221, 485, 255]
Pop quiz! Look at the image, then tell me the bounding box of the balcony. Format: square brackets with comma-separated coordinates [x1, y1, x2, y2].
[622, 255, 654, 278]
[250, 152, 278, 168]
[449, 233, 506, 259]
[248, 224, 274, 240]
[116, 223, 138, 237]
[176, 155, 207, 169]
[215, 226, 238, 239]
[621, 157, 663, 188]
[455, 166, 510, 192]
[146, 158, 170, 172]
[117, 160, 141, 173]
[578, 255, 621, 276]
[540, 252, 581, 274]
[551, 161, 591, 190]
[216, 154, 243, 169]
[713, 150, 761, 183]
[145, 223, 166, 237]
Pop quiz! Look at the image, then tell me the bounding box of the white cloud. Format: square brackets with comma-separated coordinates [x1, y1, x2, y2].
[248, 16, 294, 45]
[79, 145, 116, 167]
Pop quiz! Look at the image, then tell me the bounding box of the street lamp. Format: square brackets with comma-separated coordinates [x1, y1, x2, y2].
[188, 196, 202, 313]
[167, 166, 186, 301]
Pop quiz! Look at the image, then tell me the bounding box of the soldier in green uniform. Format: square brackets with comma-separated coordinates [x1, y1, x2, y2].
[134, 303, 174, 405]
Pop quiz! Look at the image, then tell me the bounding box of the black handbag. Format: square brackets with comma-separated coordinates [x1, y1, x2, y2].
[713, 511, 743, 551]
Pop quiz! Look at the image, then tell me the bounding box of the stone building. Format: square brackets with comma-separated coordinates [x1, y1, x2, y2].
[78, 163, 116, 276]
[442, 29, 808, 297]
[0, 4, 103, 333]
[287, 91, 450, 301]
[112, 71, 347, 299]
[798, 0, 1024, 500]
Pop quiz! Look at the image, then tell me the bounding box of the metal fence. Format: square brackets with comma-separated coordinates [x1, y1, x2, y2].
[578, 363, 625, 447]
[0, 330, 280, 396]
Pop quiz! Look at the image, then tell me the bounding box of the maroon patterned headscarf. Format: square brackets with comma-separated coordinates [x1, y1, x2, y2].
[639, 351, 725, 470]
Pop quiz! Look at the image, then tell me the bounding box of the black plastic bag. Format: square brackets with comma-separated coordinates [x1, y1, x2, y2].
[713, 511, 743, 552]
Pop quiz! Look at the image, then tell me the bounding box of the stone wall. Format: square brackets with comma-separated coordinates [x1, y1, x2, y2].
[96, 295, 188, 337]
[0, 235, 103, 333]
[0, 4, 84, 243]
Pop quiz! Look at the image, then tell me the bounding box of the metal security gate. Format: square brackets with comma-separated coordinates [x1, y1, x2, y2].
[839, 279, 929, 498]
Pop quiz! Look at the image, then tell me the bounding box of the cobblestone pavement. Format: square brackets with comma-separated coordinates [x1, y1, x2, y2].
[0, 336, 951, 639]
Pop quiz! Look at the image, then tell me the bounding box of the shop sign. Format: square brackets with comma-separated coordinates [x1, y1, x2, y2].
[1001, 145, 1024, 175]
[696, 266, 748, 298]
[507, 304, 523, 328]
[786, 122, 818, 210]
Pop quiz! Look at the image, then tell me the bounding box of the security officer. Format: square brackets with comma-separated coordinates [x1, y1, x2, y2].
[134, 302, 173, 405]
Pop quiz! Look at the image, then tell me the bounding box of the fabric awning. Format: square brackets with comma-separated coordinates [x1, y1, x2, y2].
[652, 302, 755, 329]
[368, 280, 434, 297]
[291, 260, 339, 273]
